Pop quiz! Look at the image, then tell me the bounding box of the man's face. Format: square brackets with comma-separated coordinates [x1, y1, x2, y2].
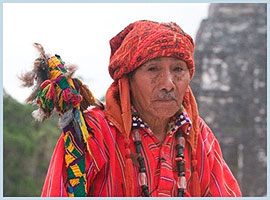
[130, 57, 191, 120]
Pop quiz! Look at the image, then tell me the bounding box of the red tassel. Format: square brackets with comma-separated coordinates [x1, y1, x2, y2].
[124, 138, 135, 196]
[191, 151, 201, 196]
[62, 88, 82, 107]
[40, 80, 51, 90]
[190, 170, 200, 196]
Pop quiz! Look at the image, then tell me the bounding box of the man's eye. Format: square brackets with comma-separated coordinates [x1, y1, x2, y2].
[148, 66, 158, 71]
[173, 66, 183, 72]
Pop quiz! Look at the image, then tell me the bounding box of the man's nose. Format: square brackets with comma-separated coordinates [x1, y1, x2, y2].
[159, 70, 174, 91]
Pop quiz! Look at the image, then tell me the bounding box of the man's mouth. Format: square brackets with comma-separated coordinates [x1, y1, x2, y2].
[155, 97, 176, 102]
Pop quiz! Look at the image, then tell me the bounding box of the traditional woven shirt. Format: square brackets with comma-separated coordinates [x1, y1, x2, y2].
[41, 107, 241, 197]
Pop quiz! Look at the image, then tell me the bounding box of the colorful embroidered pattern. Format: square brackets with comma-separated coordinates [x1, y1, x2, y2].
[33, 55, 93, 197]
[131, 105, 191, 135]
[63, 116, 87, 197]
[109, 20, 195, 80]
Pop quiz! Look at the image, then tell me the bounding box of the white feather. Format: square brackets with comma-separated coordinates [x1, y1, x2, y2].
[32, 108, 47, 121]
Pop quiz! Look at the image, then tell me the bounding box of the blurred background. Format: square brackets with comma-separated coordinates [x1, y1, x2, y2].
[3, 3, 267, 197]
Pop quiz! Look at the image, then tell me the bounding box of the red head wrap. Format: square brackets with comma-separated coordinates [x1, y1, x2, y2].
[105, 20, 200, 196]
[109, 20, 195, 80]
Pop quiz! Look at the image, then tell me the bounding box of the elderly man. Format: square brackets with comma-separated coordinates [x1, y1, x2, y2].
[41, 20, 241, 197]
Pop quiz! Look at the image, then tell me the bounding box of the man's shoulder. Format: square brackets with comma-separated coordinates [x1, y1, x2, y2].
[84, 106, 106, 119]
[83, 106, 107, 126]
[197, 116, 216, 142]
[83, 106, 115, 132]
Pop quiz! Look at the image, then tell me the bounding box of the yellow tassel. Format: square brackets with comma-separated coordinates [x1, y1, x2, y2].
[49, 69, 62, 80]
[48, 56, 61, 68]
[67, 78, 76, 89]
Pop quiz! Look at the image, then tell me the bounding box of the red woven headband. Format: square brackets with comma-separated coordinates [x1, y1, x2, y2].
[109, 20, 195, 80]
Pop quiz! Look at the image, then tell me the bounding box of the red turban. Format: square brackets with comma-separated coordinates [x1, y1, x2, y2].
[108, 20, 195, 80]
[105, 20, 200, 197]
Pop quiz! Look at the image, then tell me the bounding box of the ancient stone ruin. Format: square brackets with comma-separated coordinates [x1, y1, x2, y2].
[191, 3, 267, 196]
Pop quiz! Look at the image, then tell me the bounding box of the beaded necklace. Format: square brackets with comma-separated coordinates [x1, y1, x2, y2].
[132, 128, 187, 197]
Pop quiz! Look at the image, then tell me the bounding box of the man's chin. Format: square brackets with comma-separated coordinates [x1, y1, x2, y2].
[151, 106, 178, 118]
[152, 101, 179, 110]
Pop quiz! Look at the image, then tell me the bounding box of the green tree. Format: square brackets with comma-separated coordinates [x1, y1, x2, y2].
[3, 92, 60, 196]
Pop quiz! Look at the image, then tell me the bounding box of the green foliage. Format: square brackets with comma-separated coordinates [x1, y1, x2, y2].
[3, 93, 60, 196]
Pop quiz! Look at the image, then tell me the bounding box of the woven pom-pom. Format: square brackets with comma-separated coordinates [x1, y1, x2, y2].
[32, 108, 47, 121]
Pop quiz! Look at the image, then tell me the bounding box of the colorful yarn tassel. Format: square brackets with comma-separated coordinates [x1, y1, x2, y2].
[36, 80, 55, 113]
[25, 45, 100, 197]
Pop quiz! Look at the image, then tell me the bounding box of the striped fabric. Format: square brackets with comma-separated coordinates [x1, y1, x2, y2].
[41, 107, 241, 197]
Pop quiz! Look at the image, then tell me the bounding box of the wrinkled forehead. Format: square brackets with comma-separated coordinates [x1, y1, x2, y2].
[144, 57, 185, 62]
[140, 57, 188, 67]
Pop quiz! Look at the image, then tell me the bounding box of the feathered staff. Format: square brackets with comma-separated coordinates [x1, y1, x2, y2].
[19, 43, 103, 197]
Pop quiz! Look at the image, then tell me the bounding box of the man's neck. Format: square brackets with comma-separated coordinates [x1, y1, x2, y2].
[135, 109, 170, 143]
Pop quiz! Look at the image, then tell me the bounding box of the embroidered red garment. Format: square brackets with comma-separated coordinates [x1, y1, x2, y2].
[105, 20, 201, 196]
[41, 107, 241, 197]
